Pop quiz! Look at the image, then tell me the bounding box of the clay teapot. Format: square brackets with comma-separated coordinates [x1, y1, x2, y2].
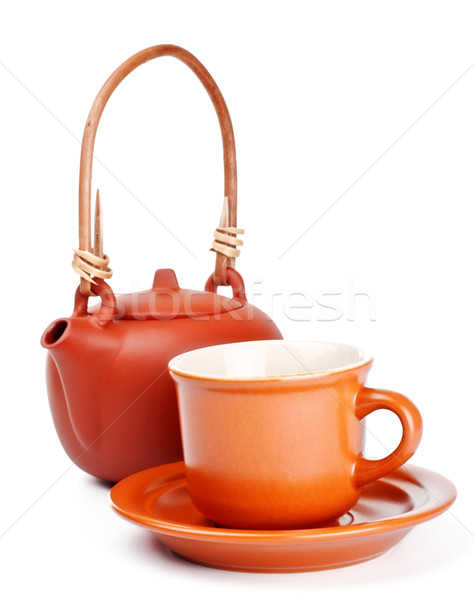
[41, 45, 282, 483]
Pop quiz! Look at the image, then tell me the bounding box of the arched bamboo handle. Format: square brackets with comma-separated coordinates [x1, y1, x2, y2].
[78, 44, 237, 295]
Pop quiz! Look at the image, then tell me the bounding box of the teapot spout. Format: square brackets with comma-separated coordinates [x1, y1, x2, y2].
[41, 315, 114, 454]
[41, 317, 89, 458]
[41, 318, 71, 349]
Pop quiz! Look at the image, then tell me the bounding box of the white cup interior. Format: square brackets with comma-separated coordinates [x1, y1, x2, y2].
[169, 340, 371, 380]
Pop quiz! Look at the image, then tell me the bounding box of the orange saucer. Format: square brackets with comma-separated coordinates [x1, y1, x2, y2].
[109, 461, 456, 573]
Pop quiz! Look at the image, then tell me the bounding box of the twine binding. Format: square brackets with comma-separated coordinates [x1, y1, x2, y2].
[72, 190, 112, 284]
[211, 196, 244, 261]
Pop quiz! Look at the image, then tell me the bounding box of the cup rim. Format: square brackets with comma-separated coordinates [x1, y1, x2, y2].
[168, 340, 373, 382]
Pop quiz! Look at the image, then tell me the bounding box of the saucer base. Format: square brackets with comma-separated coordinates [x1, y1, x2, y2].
[159, 532, 405, 573]
[110, 461, 456, 573]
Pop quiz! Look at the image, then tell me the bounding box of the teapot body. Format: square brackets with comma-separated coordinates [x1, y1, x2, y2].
[42, 274, 282, 482]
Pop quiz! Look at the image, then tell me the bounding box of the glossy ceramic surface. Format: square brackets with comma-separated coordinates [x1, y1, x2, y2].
[109, 461, 456, 573]
[41, 270, 282, 483]
[169, 341, 423, 529]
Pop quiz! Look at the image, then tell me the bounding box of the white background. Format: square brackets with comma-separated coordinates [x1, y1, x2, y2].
[1, 1, 473, 597]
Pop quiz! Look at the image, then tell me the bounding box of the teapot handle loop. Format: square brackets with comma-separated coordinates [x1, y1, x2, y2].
[73, 279, 118, 325]
[78, 44, 238, 295]
[205, 268, 247, 301]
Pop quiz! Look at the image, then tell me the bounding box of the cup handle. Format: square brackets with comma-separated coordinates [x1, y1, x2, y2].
[353, 387, 423, 487]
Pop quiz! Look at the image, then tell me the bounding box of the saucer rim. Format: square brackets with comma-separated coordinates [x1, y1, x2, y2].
[109, 461, 457, 543]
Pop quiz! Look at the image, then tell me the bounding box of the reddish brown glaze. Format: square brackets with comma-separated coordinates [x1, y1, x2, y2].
[41, 270, 282, 482]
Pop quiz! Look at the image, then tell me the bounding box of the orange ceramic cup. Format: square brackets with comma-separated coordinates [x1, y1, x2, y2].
[169, 341, 423, 530]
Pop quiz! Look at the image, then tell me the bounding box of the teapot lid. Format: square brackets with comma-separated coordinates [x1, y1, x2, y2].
[109, 269, 245, 320]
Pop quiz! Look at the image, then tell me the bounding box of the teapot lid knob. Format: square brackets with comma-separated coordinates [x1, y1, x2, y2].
[152, 269, 180, 290]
